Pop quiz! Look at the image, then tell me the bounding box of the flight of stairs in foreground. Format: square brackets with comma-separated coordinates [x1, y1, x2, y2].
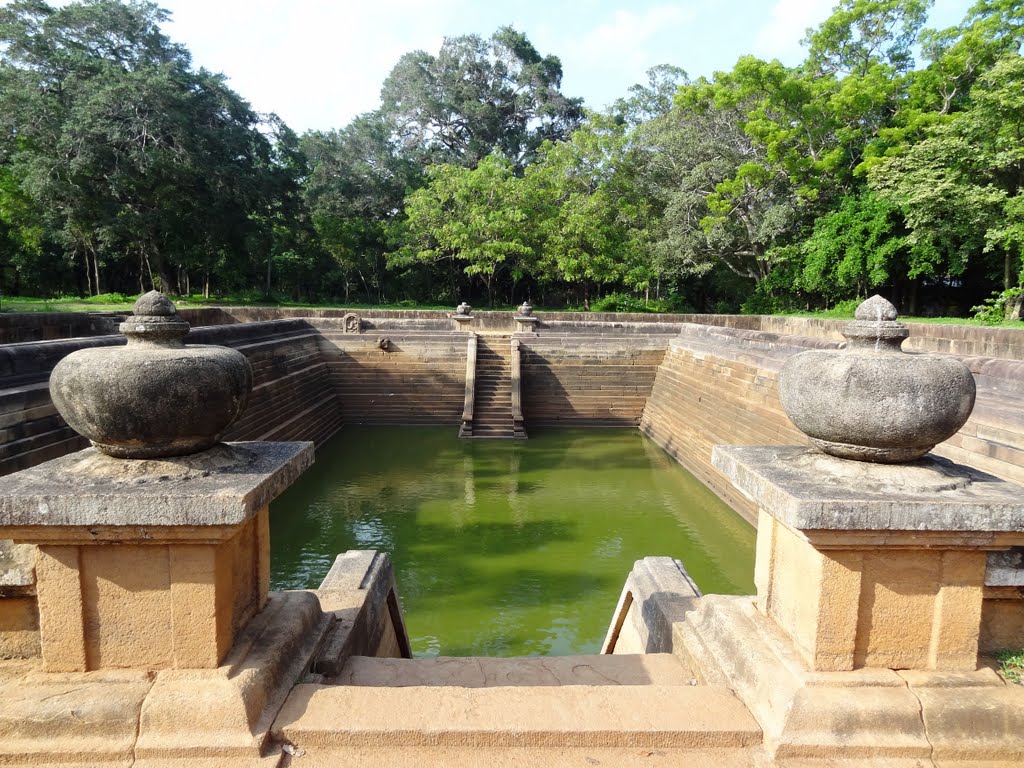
[273, 653, 762, 766]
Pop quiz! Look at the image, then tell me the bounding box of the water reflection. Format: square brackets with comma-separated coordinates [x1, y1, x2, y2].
[270, 427, 755, 657]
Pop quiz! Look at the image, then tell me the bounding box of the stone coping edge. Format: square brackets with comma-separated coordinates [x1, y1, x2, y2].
[712, 445, 1024, 533]
[0, 441, 314, 529]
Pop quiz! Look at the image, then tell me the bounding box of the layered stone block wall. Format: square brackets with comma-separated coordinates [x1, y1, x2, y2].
[313, 324, 468, 425]
[640, 323, 1024, 651]
[0, 312, 119, 344]
[210, 322, 343, 447]
[641, 324, 1024, 524]
[520, 336, 671, 427]
[0, 336, 122, 476]
[0, 320, 341, 478]
[639, 326, 817, 524]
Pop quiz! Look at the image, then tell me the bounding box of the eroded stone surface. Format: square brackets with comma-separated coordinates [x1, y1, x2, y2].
[50, 290, 253, 459]
[778, 295, 976, 463]
[986, 548, 1024, 586]
[333, 653, 693, 688]
[0, 540, 34, 588]
[273, 683, 761, 748]
[712, 445, 1024, 532]
[0, 441, 313, 529]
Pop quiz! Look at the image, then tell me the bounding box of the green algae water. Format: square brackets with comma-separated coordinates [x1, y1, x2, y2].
[269, 427, 754, 657]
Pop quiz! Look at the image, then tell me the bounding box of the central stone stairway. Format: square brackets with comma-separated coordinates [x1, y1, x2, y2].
[463, 335, 525, 439]
[272, 653, 762, 766]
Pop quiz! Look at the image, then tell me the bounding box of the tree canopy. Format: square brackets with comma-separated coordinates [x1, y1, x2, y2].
[3, 0, 1023, 319]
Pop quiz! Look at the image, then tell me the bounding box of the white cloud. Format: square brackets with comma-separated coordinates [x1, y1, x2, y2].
[752, 0, 835, 63]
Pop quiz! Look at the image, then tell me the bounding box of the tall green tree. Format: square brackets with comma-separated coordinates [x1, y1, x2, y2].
[301, 113, 421, 302]
[379, 26, 583, 169]
[0, 0, 282, 296]
[390, 153, 533, 304]
[870, 54, 1024, 290]
[524, 115, 648, 304]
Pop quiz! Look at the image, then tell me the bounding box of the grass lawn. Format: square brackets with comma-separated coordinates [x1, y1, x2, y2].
[1, 294, 1022, 328]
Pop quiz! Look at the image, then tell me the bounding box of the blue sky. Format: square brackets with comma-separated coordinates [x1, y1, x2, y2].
[150, 0, 978, 133]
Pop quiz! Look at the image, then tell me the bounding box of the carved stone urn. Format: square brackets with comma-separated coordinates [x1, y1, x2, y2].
[777, 295, 976, 462]
[50, 291, 252, 458]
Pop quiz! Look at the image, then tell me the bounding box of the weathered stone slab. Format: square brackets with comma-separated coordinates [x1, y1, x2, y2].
[712, 445, 1024, 533]
[313, 550, 412, 675]
[602, 556, 701, 655]
[334, 653, 692, 688]
[273, 683, 761, 748]
[0, 441, 313, 530]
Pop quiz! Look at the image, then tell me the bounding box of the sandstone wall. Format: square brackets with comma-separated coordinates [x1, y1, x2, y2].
[210, 321, 343, 447]
[520, 336, 669, 428]
[0, 313, 119, 344]
[640, 323, 1024, 525]
[312, 326, 468, 425]
[0, 320, 341, 478]
[6, 305, 1022, 358]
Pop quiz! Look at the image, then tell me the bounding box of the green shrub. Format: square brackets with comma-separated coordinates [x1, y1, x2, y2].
[83, 292, 136, 304]
[971, 287, 1024, 324]
[591, 292, 676, 313]
[740, 288, 803, 315]
[817, 298, 862, 318]
[996, 648, 1024, 684]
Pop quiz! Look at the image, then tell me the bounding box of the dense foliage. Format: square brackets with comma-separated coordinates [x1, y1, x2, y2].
[1, 0, 1023, 316]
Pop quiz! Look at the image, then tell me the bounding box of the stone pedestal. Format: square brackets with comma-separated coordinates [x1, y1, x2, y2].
[0, 441, 313, 672]
[713, 445, 1024, 673]
[451, 314, 473, 331]
[513, 314, 539, 334]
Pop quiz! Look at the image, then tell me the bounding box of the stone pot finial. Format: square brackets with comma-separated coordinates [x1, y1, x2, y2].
[778, 295, 976, 463]
[517, 301, 534, 317]
[50, 291, 253, 459]
[455, 301, 472, 316]
[120, 290, 191, 345]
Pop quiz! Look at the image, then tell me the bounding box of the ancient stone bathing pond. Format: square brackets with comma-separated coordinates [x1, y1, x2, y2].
[270, 427, 755, 656]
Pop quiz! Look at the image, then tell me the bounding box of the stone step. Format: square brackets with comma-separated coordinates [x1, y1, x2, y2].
[275, 746, 759, 767]
[333, 653, 694, 688]
[273, 683, 761, 749]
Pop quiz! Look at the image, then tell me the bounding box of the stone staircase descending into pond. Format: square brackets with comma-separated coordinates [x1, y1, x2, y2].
[461, 334, 526, 439]
[272, 653, 762, 766]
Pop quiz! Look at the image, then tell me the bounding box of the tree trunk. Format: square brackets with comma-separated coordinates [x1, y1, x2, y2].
[152, 246, 178, 295]
[83, 251, 94, 296]
[265, 253, 273, 297]
[141, 251, 155, 292]
[1005, 252, 1012, 291]
[90, 249, 101, 296]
